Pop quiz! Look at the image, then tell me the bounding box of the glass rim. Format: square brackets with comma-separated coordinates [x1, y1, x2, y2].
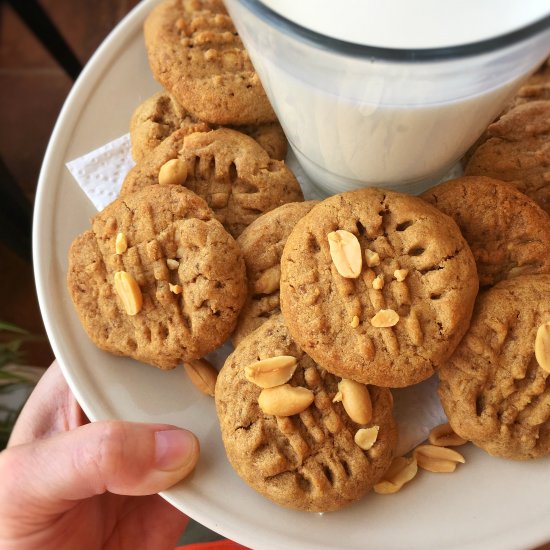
[232, 0, 550, 61]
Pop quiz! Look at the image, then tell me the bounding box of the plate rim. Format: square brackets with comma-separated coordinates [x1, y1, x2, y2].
[32, 2, 550, 549]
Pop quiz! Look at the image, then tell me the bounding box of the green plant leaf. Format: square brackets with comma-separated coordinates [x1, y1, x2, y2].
[0, 321, 29, 335]
[0, 371, 30, 385]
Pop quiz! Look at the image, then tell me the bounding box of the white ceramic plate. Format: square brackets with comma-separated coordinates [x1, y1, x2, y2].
[33, 1, 550, 549]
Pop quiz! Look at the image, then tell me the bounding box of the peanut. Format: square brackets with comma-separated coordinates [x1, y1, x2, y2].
[535, 321, 550, 373]
[183, 358, 218, 397]
[158, 158, 188, 186]
[374, 456, 418, 494]
[253, 265, 280, 295]
[412, 444, 465, 473]
[258, 384, 314, 416]
[336, 379, 372, 424]
[372, 274, 384, 290]
[428, 422, 467, 447]
[113, 271, 143, 316]
[355, 426, 379, 450]
[245, 356, 298, 389]
[370, 309, 399, 328]
[115, 232, 127, 255]
[166, 258, 180, 270]
[365, 249, 380, 267]
[394, 269, 408, 282]
[327, 230, 362, 278]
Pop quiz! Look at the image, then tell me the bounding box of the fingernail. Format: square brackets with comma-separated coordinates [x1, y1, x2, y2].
[155, 429, 198, 471]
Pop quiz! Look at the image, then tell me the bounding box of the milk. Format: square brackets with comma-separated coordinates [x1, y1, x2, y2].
[255, 59, 525, 195]
[225, 0, 550, 194]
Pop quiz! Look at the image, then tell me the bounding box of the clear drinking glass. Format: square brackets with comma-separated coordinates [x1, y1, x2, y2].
[225, 0, 550, 195]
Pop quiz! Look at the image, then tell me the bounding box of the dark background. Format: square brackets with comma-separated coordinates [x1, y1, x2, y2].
[0, 0, 140, 366]
[0, 1, 223, 544]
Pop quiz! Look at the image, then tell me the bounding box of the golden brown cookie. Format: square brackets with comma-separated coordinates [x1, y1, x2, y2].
[464, 100, 550, 214]
[215, 315, 397, 512]
[233, 201, 318, 346]
[421, 176, 550, 289]
[438, 274, 550, 460]
[461, 58, 550, 167]
[280, 188, 479, 388]
[144, 0, 276, 125]
[121, 127, 304, 237]
[507, 57, 550, 111]
[130, 92, 211, 162]
[130, 91, 287, 162]
[67, 185, 247, 369]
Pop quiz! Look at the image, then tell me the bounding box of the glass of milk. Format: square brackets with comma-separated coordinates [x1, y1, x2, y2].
[224, 0, 550, 195]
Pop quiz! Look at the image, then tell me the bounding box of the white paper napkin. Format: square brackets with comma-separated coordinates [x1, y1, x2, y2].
[66, 133, 135, 211]
[66, 135, 448, 455]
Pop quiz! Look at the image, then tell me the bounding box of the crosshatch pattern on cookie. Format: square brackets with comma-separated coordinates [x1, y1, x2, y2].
[233, 201, 319, 346]
[144, 0, 277, 125]
[421, 176, 550, 289]
[438, 274, 550, 460]
[280, 188, 479, 388]
[464, 100, 550, 215]
[216, 316, 397, 512]
[130, 91, 211, 163]
[67, 185, 247, 369]
[121, 128, 304, 237]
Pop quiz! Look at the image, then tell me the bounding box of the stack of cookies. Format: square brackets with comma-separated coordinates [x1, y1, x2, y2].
[67, 0, 304, 368]
[66, 0, 550, 515]
[216, 187, 481, 510]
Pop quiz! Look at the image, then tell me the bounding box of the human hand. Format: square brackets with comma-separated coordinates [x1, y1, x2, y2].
[0, 360, 200, 550]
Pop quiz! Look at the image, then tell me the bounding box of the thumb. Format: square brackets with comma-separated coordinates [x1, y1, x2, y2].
[0, 421, 199, 516]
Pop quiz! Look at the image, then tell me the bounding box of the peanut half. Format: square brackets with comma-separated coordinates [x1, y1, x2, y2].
[258, 384, 314, 416]
[535, 321, 550, 373]
[428, 422, 467, 447]
[245, 356, 298, 389]
[333, 378, 372, 425]
[355, 426, 379, 450]
[158, 158, 188, 186]
[184, 358, 218, 397]
[113, 271, 143, 316]
[327, 230, 362, 278]
[370, 308, 399, 328]
[374, 456, 418, 494]
[413, 444, 465, 473]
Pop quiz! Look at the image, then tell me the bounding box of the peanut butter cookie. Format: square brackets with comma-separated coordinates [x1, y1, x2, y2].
[438, 274, 550, 460]
[507, 57, 550, 109]
[421, 176, 550, 288]
[67, 185, 247, 369]
[280, 188, 479, 388]
[462, 58, 550, 167]
[464, 100, 550, 214]
[144, 0, 276, 125]
[130, 91, 287, 162]
[121, 127, 303, 237]
[215, 315, 397, 512]
[233, 201, 318, 346]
